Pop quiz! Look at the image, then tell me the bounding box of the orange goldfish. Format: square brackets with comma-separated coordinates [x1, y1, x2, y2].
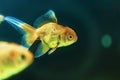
[0, 41, 33, 80]
[2, 10, 78, 58]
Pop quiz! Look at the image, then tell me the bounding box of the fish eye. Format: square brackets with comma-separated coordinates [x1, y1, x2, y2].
[19, 54, 26, 61]
[68, 35, 73, 40]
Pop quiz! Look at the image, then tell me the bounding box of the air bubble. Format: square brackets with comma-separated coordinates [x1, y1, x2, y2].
[101, 34, 112, 48]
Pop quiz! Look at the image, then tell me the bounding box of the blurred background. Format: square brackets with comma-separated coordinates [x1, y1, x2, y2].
[0, 0, 120, 80]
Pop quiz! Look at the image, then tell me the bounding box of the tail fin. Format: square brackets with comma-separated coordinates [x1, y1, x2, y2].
[4, 16, 35, 34]
[4, 16, 36, 48]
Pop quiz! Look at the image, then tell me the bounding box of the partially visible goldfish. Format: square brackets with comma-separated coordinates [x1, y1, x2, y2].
[0, 42, 33, 80]
[0, 15, 4, 23]
[1, 10, 78, 58]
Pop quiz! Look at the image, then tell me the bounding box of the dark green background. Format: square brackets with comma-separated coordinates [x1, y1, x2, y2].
[0, 0, 120, 80]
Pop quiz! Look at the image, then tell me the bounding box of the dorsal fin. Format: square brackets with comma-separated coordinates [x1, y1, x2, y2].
[33, 10, 57, 28]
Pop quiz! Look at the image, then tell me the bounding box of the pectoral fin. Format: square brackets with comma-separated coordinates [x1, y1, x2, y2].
[48, 48, 57, 54]
[48, 41, 59, 55]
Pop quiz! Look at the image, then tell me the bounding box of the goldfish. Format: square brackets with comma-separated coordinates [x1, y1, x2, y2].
[0, 41, 33, 80]
[1, 10, 78, 58]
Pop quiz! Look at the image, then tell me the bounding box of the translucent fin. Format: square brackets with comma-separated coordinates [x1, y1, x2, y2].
[33, 42, 50, 58]
[21, 35, 30, 48]
[48, 48, 57, 54]
[5, 16, 36, 48]
[48, 41, 59, 54]
[29, 39, 41, 54]
[5, 16, 26, 34]
[33, 10, 57, 28]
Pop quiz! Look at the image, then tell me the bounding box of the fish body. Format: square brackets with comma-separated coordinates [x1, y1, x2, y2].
[3, 10, 78, 58]
[0, 42, 33, 80]
[36, 22, 77, 47]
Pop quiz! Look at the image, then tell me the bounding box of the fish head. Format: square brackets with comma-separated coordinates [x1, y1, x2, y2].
[0, 42, 34, 79]
[8, 44, 33, 68]
[60, 26, 78, 47]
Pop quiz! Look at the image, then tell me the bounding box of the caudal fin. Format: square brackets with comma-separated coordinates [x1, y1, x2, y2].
[4, 16, 37, 48]
[4, 16, 35, 34]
